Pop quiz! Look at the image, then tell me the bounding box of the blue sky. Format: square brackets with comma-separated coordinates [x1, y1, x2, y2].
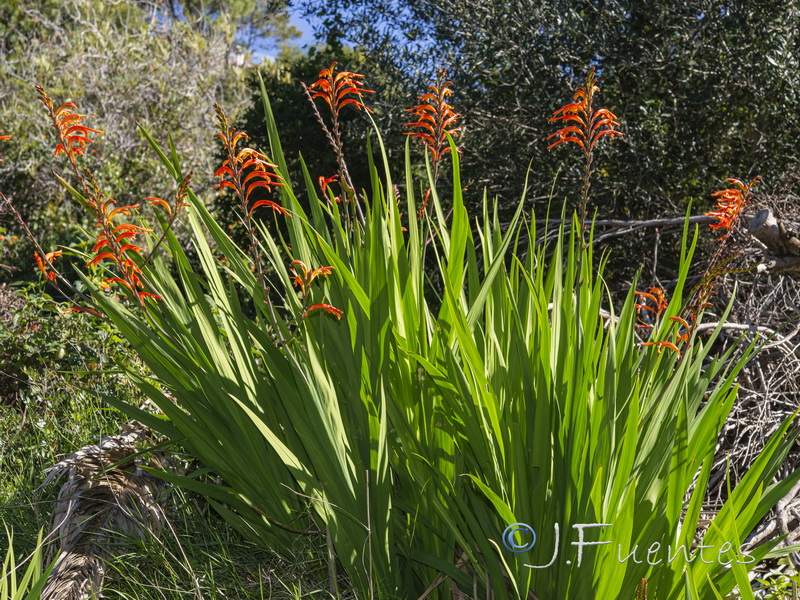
[288, 5, 316, 47]
[252, 5, 317, 62]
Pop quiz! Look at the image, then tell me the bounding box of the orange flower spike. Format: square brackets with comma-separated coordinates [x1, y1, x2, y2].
[34, 250, 62, 281]
[548, 68, 622, 154]
[309, 62, 375, 116]
[36, 86, 102, 162]
[404, 69, 462, 163]
[705, 176, 760, 240]
[213, 104, 288, 219]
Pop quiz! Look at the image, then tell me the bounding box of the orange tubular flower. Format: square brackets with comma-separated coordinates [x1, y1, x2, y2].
[669, 316, 692, 344]
[705, 176, 760, 241]
[146, 172, 192, 218]
[318, 174, 342, 203]
[62, 306, 101, 317]
[303, 303, 344, 320]
[634, 286, 668, 329]
[0, 134, 9, 162]
[213, 105, 287, 218]
[290, 260, 335, 297]
[308, 62, 374, 117]
[642, 341, 681, 356]
[405, 69, 462, 163]
[34, 250, 63, 282]
[35, 86, 102, 163]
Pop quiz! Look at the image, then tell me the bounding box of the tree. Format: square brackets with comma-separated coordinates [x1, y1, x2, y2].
[300, 0, 800, 223]
[0, 0, 296, 280]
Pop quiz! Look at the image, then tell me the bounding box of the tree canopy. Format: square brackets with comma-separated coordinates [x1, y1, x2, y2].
[300, 0, 800, 220]
[0, 0, 295, 280]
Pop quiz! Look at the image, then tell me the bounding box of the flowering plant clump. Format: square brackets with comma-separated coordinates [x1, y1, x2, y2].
[0, 62, 796, 600]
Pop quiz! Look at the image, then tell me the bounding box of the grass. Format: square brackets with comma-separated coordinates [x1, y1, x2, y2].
[101, 487, 340, 599]
[0, 382, 342, 599]
[0, 289, 342, 599]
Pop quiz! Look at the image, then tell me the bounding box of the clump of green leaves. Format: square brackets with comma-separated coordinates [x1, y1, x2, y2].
[1, 529, 55, 600]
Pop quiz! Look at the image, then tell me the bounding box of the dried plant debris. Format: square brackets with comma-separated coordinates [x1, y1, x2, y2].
[702, 189, 800, 562]
[40, 421, 166, 600]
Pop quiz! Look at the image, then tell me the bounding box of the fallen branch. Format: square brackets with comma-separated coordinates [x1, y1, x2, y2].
[748, 209, 800, 276]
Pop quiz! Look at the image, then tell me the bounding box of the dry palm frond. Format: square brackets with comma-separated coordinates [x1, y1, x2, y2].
[40, 421, 166, 600]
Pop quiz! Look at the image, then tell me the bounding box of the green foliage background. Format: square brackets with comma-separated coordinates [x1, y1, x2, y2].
[299, 0, 799, 217]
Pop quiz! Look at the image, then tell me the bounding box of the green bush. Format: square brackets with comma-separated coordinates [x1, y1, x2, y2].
[6, 68, 800, 599]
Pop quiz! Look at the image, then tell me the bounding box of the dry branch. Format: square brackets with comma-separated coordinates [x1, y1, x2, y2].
[748, 209, 800, 276]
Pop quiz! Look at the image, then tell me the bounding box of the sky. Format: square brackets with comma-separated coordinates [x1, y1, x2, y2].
[252, 5, 317, 62]
[289, 5, 316, 47]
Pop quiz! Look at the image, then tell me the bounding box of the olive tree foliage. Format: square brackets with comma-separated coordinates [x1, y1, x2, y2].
[301, 0, 800, 219]
[0, 0, 294, 279]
